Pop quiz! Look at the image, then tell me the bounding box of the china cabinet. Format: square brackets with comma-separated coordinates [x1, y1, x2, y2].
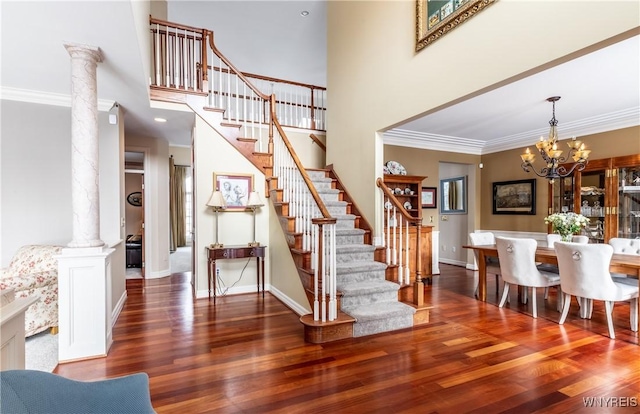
[382, 175, 426, 221]
[548, 155, 640, 242]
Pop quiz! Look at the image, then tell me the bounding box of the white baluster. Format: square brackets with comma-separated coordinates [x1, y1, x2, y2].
[386, 197, 391, 265]
[404, 221, 410, 284]
[329, 224, 337, 321]
[398, 214, 404, 285]
[392, 208, 397, 266]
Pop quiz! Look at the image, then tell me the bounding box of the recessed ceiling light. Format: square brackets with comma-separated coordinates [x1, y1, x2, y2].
[300, 10, 309, 17]
[154, 117, 167, 123]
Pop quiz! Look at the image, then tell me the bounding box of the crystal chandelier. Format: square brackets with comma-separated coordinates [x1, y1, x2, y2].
[520, 96, 590, 181]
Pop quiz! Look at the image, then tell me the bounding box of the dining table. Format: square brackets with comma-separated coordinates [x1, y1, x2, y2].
[463, 244, 640, 302]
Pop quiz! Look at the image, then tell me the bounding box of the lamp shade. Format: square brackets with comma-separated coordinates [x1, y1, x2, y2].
[247, 192, 264, 208]
[206, 190, 226, 208]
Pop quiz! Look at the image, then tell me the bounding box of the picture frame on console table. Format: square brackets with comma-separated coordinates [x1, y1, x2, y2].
[213, 172, 253, 211]
[492, 179, 536, 215]
[421, 187, 437, 208]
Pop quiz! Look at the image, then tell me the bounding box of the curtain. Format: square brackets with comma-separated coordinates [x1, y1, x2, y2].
[170, 157, 187, 251]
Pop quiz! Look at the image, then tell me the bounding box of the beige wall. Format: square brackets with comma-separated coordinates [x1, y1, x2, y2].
[169, 146, 191, 166]
[326, 0, 639, 238]
[481, 126, 640, 232]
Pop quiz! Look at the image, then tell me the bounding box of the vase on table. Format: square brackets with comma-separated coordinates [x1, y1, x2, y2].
[559, 233, 572, 242]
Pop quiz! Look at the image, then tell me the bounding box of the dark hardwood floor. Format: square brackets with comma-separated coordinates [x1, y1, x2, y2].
[54, 264, 640, 413]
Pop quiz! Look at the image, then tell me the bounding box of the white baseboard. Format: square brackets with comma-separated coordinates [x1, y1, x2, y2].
[439, 258, 467, 267]
[111, 290, 127, 328]
[145, 268, 171, 279]
[268, 285, 311, 316]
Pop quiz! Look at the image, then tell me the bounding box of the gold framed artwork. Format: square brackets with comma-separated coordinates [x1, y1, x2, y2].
[213, 172, 253, 211]
[416, 0, 497, 52]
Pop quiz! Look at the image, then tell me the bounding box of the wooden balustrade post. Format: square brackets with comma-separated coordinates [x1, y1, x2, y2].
[310, 87, 316, 130]
[200, 29, 209, 93]
[316, 222, 324, 320]
[414, 222, 424, 306]
[268, 94, 275, 155]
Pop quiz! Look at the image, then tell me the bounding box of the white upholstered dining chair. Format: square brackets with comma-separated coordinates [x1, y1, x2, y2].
[496, 237, 561, 318]
[554, 242, 639, 339]
[469, 232, 501, 297]
[608, 237, 640, 285]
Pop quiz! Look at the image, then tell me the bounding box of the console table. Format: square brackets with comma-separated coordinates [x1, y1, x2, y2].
[206, 245, 266, 303]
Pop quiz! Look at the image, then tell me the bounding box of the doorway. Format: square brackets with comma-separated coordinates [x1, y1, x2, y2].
[169, 156, 193, 276]
[125, 151, 145, 279]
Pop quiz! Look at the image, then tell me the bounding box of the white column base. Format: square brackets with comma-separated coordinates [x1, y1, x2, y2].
[56, 246, 114, 362]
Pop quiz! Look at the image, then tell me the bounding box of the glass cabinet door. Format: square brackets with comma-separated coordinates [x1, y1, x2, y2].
[617, 165, 640, 239]
[550, 176, 575, 214]
[579, 169, 607, 243]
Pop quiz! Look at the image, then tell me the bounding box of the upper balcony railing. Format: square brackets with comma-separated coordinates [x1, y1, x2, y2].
[149, 18, 326, 133]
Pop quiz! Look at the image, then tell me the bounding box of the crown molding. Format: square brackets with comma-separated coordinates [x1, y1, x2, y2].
[385, 107, 640, 155]
[383, 130, 485, 155]
[0, 86, 114, 112]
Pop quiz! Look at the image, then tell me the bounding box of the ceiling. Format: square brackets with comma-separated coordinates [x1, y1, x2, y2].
[2, 1, 638, 153]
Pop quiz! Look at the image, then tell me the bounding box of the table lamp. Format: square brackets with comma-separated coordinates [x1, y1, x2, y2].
[246, 192, 264, 247]
[207, 190, 226, 248]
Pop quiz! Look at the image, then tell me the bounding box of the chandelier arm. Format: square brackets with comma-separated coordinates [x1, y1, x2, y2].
[522, 162, 552, 178]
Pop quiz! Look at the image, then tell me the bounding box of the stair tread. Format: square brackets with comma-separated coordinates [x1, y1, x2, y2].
[342, 301, 416, 322]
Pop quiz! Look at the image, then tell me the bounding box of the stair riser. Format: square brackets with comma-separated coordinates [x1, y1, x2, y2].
[335, 218, 356, 229]
[307, 171, 328, 180]
[336, 270, 386, 284]
[341, 290, 399, 308]
[353, 314, 414, 337]
[335, 251, 374, 263]
[317, 191, 341, 203]
[311, 180, 334, 190]
[335, 234, 365, 245]
[326, 205, 347, 216]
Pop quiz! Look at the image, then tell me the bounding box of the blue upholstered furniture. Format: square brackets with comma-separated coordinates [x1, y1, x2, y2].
[0, 370, 155, 414]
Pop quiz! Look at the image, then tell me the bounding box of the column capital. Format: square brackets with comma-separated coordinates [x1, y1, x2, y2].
[64, 42, 103, 63]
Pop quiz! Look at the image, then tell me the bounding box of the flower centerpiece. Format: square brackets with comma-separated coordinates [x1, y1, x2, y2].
[544, 212, 590, 242]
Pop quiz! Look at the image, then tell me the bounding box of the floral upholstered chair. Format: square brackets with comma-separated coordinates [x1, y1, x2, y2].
[0, 245, 63, 337]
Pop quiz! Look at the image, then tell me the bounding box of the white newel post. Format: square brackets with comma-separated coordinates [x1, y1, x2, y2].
[57, 43, 114, 362]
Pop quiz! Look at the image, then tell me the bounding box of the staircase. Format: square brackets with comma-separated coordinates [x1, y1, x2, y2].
[149, 16, 431, 344]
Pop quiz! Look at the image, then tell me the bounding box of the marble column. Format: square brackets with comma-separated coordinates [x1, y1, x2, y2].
[64, 43, 104, 248]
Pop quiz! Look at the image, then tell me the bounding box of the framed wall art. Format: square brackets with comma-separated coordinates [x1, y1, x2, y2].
[492, 179, 536, 215]
[213, 172, 253, 210]
[421, 187, 437, 208]
[416, 0, 497, 52]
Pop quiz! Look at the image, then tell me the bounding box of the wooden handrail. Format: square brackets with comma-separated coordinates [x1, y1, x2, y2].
[150, 16, 207, 33]
[272, 116, 332, 218]
[228, 69, 326, 91]
[309, 134, 326, 152]
[207, 30, 269, 101]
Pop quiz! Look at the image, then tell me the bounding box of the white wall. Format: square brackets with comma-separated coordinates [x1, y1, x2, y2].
[438, 162, 474, 267]
[1, 101, 72, 265]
